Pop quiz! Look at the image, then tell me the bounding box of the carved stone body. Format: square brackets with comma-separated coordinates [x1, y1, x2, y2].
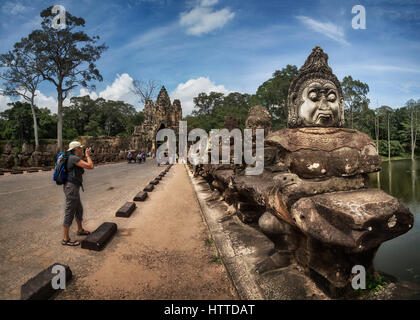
[194, 46, 414, 296]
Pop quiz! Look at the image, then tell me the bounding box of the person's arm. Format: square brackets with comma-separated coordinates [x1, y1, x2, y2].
[76, 148, 94, 170]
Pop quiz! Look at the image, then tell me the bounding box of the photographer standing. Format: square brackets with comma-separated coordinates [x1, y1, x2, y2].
[61, 141, 94, 247]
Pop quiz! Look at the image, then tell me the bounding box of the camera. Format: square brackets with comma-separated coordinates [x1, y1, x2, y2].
[84, 146, 95, 154]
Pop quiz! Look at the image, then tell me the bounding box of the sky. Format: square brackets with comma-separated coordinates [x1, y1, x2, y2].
[0, 0, 419, 115]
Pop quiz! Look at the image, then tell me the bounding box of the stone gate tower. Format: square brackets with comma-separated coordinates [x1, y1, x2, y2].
[133, 86, 182, 154]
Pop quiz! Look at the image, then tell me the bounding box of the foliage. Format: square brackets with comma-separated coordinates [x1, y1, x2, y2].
[355, 273, 388, 296]
[187, 91, 252, 131]
[0, 97, 144, 143]
[341, 76, 370, 129]
[0, 102, 34, 144]
[211, 253, 222, 265]
[252, 64, 298, 130]
[63, 96, 143, 138]
[16, 6, 108, 151]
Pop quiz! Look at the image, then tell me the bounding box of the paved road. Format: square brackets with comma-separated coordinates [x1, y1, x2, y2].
[0, 160, 163, 299]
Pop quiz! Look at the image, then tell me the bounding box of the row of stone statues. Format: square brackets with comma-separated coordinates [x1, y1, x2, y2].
[194, 46, 414, 296]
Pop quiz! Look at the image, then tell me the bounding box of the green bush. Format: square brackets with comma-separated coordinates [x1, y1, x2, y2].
[378, 140, 404, 157]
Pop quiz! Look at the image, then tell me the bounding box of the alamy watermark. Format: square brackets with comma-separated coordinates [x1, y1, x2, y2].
[352, 5, 366, 30]
[155, 121, 265, 175]
[51, 5, 66, 30]
[351, 265, 366, 290]
[51, 264, 66, 290]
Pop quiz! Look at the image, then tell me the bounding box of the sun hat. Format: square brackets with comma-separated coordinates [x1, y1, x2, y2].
[67, 141, 84, 152]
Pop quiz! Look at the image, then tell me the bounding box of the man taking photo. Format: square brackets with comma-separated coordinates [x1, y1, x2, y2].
[61, 141, 94, 247]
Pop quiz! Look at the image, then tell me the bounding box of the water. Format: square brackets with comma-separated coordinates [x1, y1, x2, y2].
[369, 159, 420, 283]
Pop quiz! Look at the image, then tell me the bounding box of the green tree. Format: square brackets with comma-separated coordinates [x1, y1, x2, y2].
[0, 43, 42, 149]
[0, 101, 34, 144]
[22, 6, 107, 152]
[192, 92, 225, 116]
[253, 64, 298, 129]
[341, 76, 370, 129]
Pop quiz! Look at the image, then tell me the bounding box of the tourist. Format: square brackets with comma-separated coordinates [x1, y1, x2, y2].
[61, 141, 94, 247]
[191, 150, 200, 177]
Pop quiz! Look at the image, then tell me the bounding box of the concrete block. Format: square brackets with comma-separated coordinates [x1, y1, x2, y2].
[81, 222, 117, 251]
[20, 263, 72, 300]
[143, 184, 154, 192]
[133, 191, 148, 201]
[116, 202, 136, 218]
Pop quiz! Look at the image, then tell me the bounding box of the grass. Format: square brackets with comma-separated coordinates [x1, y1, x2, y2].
[355, 273, 388, 296]
[211, 253, 222, 265]
[205, 237, 214, 246]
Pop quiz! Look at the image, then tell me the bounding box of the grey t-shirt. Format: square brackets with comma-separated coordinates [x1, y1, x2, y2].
[66, 155, 84, 186]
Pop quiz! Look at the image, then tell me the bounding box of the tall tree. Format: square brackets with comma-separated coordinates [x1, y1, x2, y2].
[406, 99, 419, 160]
[131, 79, 160, 106]
[0, 45, 42, 149]
[192, 91, 225, 116]
[0, 101, 34, 145]
[377, 106, 394, 160]
[21, 6, 107, 152]
[341, 76, 370, 129]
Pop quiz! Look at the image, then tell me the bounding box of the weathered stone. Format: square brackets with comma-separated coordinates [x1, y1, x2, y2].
[258, 211, 292, 236]
[237, 202, 265, 224]
[11, 170, 23, 174]
[143, 184, 154, 192]
[264, 163, 288, 173]
[133, 191, 148, 202]
[290, 189, 414, 251]
[190, 46, 415, 297]
[245, 105, 272, 137]
[287, 46, 344, 128]
[150, 179, 159, 185]
[21, 263, 72, 300]
[133, 86, 182, 154]
[222, 115, 240, 131]
[81, 222, 117, 251]
[115, 202, 136, 218]
[265, 128, 381, 178]
[27, 169, 39, 173]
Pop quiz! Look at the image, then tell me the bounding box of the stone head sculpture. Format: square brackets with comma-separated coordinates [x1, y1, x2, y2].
[245, 105, 272, 137]
[287, 46, 345, 128]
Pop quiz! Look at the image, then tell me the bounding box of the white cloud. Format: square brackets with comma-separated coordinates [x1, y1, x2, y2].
[180, 2, 235, 36]
[170, 77, 230, 115]
[0, 89, 66, 114]
[98, 73, 138, 106]
[32, 90, 61, 113]
[79, 88, 98, 100]
[1, 2, 29, 15]
[200, 0, 219, 6]
[0, 93, 12, 112]
[296, 16, 350, 45]
[78, 73, 138, 107]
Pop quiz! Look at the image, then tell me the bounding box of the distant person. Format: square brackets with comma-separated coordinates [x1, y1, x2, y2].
[127, 151, 133, 163]
[191, 150, 200, 177]
[62, 141, 94, 247]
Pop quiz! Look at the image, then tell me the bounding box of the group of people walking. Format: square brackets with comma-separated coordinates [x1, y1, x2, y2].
[127, 151, 148, 163]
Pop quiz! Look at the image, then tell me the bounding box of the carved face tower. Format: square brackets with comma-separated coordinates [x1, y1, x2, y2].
[287, 46, 345, 128]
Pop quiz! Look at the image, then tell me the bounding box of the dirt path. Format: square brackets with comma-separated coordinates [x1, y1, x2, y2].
[60, 164, 237, 299]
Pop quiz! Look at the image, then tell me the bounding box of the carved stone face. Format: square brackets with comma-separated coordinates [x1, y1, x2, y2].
[299, 80, 340, 127]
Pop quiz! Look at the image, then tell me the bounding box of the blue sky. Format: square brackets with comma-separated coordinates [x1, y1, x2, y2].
[0, 0, 419, 115]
